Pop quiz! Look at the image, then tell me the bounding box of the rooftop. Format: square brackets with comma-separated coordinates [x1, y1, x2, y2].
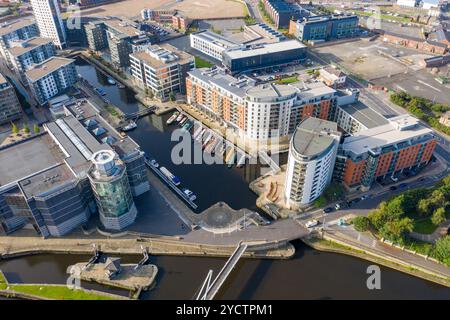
[104, 18, 144, 38]
[19, 163, 77, 200]
[0, 134, 65, 189]
[7, 37, 54, 57]
[298, 13, 358, 24]
[339, 102, 389, 129]
[290, 81, 336, 101]
[0, 18, 35, 37]
[25, 57, 75, 82]
[192, 30, 238, 49]
[131, 43, 193, 69]
[292, 117, 340, 158]
[224, 40, 306, 60]
[341, 114, 434, 155]
[246, 83, 297, 100]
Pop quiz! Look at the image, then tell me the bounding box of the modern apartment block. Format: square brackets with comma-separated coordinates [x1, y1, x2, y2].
[261, 0, 310, 29]
[84, 18, 153, 67]
[334, 102, 388, 134]
[291, 14, 359, 42]
[25, 56, 77, 106]
[335, 115, 437, 191]
[284, 118, 341, 208]
[6, 37, 56, 83]
[0, 18, 39, 61]
[85, 20, 108, 52]
[30, 0, 67, 49]
[141, 9, 176, 24]
[130, 44, 194, 101]
[186, 68, 337, 141]
[0, 99, 149, 236]
[0, 73, 22, 125]
[222, 40, 307, 73]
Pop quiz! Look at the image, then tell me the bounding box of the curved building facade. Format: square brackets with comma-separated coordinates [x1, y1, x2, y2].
[284, 118, 341, 208]
[245, 84, 297, 140]
[88, 150, 137, 230]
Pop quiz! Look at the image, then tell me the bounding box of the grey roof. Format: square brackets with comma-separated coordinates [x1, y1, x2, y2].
[0, 134, 65, 189]
[339, 102, 389, 129]
[25, 57, 75, 82]
[246, 83, 297, 100]
[224, 40, 306, 60]
[342, 114, 434, 156]
[292, 118, 340, 158]
[0, 18, 36, 37]
[7, 37, 53, 57]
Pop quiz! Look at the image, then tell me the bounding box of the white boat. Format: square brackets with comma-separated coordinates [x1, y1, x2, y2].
[166, 112, 179, 125]
[193, 126, 203, 139]
[179, 117, 187, 126]
[176, 113, 184, 122]
[107, 77, 116, 85]
[160, 166, 181, 186]
[196, 128, 206, 142]
[182, 188, 197, 201]
[122, 120, 137, 132]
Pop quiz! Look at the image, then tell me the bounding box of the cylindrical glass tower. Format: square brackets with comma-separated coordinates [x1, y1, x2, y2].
[88, 150, 137, 230]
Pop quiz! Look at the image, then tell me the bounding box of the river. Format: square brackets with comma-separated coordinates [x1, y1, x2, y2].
[1, 57, 448, 300]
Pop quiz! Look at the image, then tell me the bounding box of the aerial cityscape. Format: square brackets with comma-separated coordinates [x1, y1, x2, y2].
[0, 0, 448, 304]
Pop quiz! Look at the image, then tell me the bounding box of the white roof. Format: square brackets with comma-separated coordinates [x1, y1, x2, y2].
[224, 40, 306, 59]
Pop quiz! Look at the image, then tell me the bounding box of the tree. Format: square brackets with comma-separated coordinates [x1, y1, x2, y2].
[313, 195, 326, 208]
[33, 124, 40, 134]
[23, 123, 30, 134]
[353, 216, 370, 232]
[418, 198, 433, 216]
[11, 122, 19, 134]
[169, 92, 176, 102]
[431, 208, 446, 226]
[433, 236, 450, 266]
[379, 217, 413, 245]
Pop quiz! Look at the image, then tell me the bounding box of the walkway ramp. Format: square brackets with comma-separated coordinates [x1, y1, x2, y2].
[258, 150, 280, 174]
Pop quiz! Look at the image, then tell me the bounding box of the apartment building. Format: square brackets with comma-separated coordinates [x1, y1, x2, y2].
[0, 73, 22, 125]
[6, 37, 56, 83]
[130, 44, 194, 101]
[30, 0, 67, 49]
[284, 118, 341, 208]
[335, 115, 437, 191]
[25, 56, 77, 106]
[0, 18, 39, 61]
[186, 68, 338, 141]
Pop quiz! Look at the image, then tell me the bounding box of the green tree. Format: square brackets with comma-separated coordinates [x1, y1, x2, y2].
[169, 92, 176, 102]
[431, 208, 446, 226]
[313, 195, 327, 208]
[11, 122, 19, 134]
[379, 217, 413, 244]
[433, 236, 450, 265]
[23, 123, 30, 134]
[33, 124, 40, 134]
[352, 216, 370, 232]
[418, 198, 433, 216]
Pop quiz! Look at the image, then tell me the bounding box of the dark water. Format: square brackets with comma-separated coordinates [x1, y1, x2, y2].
[0, 241, 449, 299]
[2, 58, 447, 300]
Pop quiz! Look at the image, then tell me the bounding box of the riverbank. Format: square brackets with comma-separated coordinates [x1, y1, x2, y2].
[303, 234, 450, 288]
[0, 270, 125, 300]
[0, 232, 295, 261]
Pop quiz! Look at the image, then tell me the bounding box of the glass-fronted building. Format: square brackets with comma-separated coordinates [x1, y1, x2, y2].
[88, 150, 137, 230]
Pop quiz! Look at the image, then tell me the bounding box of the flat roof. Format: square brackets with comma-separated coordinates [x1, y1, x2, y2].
[192, 30, 238, 48]
[19, 163, 77, 200]
[0, 18, 35, 37]
[292, 117, 340, 157]
[342, 114, 434, 155]
[7, 37, 53, 57]
[339, 102, 389, 129]
[0, 134, 65, 188]
[291, 81, 336, 100]
[188, 68, 255, 98]
[246, 83, 297, 99]
[0, 72, 6, 84]
[25, 57, 74, 82]
[131, 43, 193, 69]
[104, 18, 143, 38]
[224, 40, 306, 60]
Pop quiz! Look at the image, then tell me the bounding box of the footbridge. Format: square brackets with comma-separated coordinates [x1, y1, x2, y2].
[195, 241, 248, 300]
[258, 150, 280, 174]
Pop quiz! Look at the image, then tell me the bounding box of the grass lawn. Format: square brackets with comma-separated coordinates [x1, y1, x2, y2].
[0, 271, 115, 300]
[7, 284, 114, 300]
[276, 75, 298, 84]
[413, 218, 438, 235]
[195, 56, 214, 68]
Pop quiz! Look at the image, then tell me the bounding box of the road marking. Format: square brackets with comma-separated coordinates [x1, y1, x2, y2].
[417, 80, 441, 92]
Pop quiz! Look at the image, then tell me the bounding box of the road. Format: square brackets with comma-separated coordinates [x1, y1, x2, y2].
[245, 0, 263, 23]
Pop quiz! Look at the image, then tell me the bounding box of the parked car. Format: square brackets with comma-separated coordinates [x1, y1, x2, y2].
[335, 203, 341, 210]
[360, 195, 369, 201]
[323, 207, 334, 214]
[305, 220, 319, 228]
[399, 183, 408, 189]
[389, 186, 397, 191]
